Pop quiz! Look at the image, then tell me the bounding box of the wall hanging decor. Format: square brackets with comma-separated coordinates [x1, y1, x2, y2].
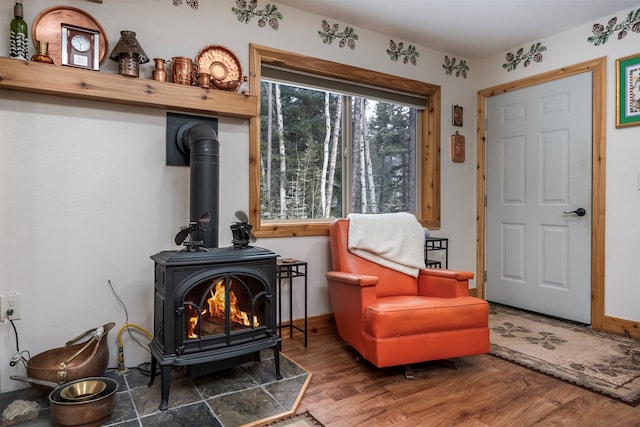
[172, 0, 199, 9]
[588, 8, 640, 46]
[503, 42, 546, 72]
[232, 0, 282, 30]
[318, 20, 358, 49]
[616, 53, 640, 128]
[442, 56, 469, 78]
[450, 132, 465, 163]
[387, 40, 419, 65]
[452, 105, 463, 127]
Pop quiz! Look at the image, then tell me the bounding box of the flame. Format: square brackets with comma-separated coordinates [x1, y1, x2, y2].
[186, 279, 258, 339]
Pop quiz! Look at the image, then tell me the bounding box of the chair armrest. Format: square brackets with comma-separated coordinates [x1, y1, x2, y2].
[326, 271, 378, 355]
[417, 268, 474, 297]
[420, 268, 474, 280]
[325, 271, 378, 287]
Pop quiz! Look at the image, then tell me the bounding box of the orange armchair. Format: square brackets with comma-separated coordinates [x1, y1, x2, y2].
[327, 218, 490, 370]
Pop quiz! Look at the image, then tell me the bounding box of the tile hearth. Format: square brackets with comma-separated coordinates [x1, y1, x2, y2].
[0, 351, 309, 426]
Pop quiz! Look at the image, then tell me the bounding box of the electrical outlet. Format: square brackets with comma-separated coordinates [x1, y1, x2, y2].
[0, 293, 22, 321]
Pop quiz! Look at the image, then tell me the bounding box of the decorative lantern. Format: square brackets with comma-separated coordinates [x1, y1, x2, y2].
[108, 30, 149, 77]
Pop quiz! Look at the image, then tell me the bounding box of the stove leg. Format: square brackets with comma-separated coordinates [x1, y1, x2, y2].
[159, 365, 171, 411]
[273, 343, 282, 380]
[148, 357, 157, 386]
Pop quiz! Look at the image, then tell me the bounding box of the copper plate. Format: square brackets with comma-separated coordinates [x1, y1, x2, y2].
[195, 45, 242, 90]
[32, 6, 108, 66]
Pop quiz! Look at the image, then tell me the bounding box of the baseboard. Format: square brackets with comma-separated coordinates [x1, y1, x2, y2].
[278, 313, 336, 336]
[603, 315, 640, 340]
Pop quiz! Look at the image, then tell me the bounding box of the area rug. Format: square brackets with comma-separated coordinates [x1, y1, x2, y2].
[489, 304, 640, 404]
[261, 410, 324, 427]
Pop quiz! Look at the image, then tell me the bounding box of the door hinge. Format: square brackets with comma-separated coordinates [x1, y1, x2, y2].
[484, 194, 487, 207]
[485, 118, 488, 130]
[483, 270, 487, 282]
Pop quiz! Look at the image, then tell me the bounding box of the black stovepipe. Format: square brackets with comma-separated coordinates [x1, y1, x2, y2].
[180, 122, 219, 248]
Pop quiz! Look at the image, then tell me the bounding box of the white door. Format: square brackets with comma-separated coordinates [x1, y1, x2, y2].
[486, 72, 592, 324]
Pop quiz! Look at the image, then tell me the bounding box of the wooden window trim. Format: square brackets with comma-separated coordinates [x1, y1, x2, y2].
[248, 44, 441, 237]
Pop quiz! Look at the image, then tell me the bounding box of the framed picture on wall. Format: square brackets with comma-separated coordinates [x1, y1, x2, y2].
[616, 53, 640, 128]
[452, 105, 463, 127]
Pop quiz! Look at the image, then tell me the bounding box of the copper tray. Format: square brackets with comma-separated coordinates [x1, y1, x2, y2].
[32, 6, 108, 66]
[196, 45, 242, 91]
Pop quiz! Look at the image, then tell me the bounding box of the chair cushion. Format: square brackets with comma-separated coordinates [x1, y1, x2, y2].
[363, 295, 488, 338]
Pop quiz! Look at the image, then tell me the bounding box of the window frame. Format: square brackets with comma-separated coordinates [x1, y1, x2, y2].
[249, 44, 441, 237]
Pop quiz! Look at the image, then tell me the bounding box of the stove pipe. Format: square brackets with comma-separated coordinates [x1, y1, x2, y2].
[180, 123, 219, 248]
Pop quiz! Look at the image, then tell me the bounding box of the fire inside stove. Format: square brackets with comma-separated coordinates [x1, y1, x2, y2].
[184, 276, 264, 339]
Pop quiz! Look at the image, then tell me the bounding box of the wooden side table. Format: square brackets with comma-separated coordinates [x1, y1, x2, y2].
[276, 259, 308, 347]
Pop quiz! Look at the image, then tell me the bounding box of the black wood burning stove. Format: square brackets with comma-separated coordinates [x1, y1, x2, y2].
[149, 246, 282, 411]
[149, 116, 281, 411]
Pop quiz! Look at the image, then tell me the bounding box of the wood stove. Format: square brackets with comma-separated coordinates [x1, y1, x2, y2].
[149, 116, 281, 411]
[149, 246, 282, 411]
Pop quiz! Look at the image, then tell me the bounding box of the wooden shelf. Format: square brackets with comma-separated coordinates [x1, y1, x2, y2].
[0, 57, 258, 118]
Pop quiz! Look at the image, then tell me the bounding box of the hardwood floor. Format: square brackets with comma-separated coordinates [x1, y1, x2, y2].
[280, 327, 640, 426]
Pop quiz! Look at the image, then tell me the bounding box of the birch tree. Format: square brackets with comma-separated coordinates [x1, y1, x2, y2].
[325, 96, 342, 217]
[363, 99, 377, 213]
[266, 82, 274, 203]
[353, 98, 367, 212]
[320, 92, 330, 217]
[275, 84, 287, 217]
[407, 108, 416, 210]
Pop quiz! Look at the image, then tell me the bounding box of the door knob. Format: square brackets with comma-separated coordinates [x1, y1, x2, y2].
[563, 208, 586, 217]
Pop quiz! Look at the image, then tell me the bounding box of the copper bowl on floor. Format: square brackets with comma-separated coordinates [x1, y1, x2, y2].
[49, 377, 118, 426]
[18, 323, 115, 392]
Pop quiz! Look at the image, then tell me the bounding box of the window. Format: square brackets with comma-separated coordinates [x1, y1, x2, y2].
[249, 44, 441, 237]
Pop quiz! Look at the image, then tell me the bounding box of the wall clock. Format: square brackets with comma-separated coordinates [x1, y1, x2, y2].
[61, 24, 100, 70]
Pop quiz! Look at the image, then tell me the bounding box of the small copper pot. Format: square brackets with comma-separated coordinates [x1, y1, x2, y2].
[195, 73, 211, 88]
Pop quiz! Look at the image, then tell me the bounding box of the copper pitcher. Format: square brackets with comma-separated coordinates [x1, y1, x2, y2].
[169, 56, 198, 85]
[152, 58, 167, 82]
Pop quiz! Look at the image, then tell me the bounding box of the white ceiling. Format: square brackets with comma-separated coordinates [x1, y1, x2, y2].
[276, 0, 639, 59]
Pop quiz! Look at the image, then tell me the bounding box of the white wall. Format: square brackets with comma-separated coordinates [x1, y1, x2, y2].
[3, 0, 637, 394]
[474, 6, 640, 324]
[0, 0, 477, 392]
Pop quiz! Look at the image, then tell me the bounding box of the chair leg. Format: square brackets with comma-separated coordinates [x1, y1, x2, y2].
[403, 359, 456, 379]
[436, 359, 458, 369]
[404, 365, 414, 380]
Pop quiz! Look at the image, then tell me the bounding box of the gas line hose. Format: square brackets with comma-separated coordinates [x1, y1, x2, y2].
[117, 323, 153, 374]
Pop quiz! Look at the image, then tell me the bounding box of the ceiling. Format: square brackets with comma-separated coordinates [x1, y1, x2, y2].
[276, 0, 639, 59]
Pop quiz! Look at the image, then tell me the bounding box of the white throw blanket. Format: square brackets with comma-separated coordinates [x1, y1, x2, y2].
[347, 212, 426, 277]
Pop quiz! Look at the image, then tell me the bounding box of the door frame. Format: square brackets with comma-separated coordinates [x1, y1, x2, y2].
[476, 57, 606, 330]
